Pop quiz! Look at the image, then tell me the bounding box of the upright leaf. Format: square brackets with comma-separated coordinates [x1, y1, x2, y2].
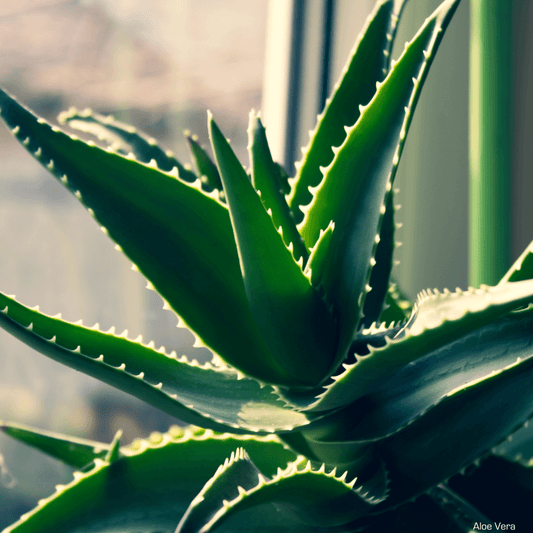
[288, 0, 408, 222]
[299, 0, 461, 367]
[209, 115, 336, 386]
[0, 89, 287, 385]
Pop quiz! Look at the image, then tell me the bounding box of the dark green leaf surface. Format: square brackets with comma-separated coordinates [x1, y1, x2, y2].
[374, 339, 533, 506]
[280, 280, 533, 412]
[178, 457, 387, 532]
[299, 0, 461, 370]
[248, 112, 307, 263]
[3, 429, 298, 533]
[0, 292, 318, 434]
[0, 421, 110, 469]
[0, 89, 289, 385]
[209, 115, 336, 386]
[449, 456, 533, 530]
[288, 0, 408, 222]
[361, 188, 396, 327]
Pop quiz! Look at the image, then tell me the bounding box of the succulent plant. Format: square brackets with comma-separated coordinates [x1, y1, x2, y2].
[1, 0, 532, 530]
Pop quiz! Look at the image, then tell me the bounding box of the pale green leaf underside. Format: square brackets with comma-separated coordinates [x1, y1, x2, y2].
[0, 89, 291, 385]
[299, 0, 461, 372]
[4, 429, 297, 533]
[280, 280, 533, 412]
[288, 0, 408, 222]
[0, 292, 318, 434]
[209, 115, 336, 386]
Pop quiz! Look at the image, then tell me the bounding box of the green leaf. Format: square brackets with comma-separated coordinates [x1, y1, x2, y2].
[373, 332, 533, 506]
[500, 239, 533, 283]
[288, 0, 408, 222]
[278, 279, 533, 412]
[361, 187, 397, 327]
[338, 307, 533, 442]
[185, 130, 223, 192]
[0, 292, 319, 434]
[352, 494, 468, 533]
[304, 221, 335, 289]
[209, 114, 336, 386]
[298, 0, 461, 369]
[379, 276, 413, 325]
[58, 107, 197, 179]
[3, 429, 298, 533]
[0, 88, 289, 385]
[247, 111, 308, 264]
[177, 455, 387, 532]
[0, 421, 111, 469]
[449, 455, 533, 530]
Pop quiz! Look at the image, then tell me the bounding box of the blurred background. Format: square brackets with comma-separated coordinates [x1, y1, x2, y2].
[0, 0, 531, 528]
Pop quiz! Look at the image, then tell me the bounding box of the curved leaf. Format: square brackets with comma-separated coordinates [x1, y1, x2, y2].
[177, 455, 388, 532]
[280, 280, 533, 412]
[0, 292, 320, 434]
[0, 88, 288, 385]
[3, 428, 297, 533]
[209, 115, 336, 386]
[373, 337, 533, 506]
[298, 0, 461, 371]
[59, 107, 197, 179]
[288, 0, 408, 222]
[500, 239, 533, 283]
[0, 421, 111, 469]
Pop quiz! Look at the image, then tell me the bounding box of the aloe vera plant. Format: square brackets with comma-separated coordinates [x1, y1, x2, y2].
[1, 0, 532, 530]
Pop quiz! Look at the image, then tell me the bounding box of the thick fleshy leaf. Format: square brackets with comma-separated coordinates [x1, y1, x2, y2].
[185, 131, 223, 191]
[0, 88, 289, 385]
[280, 280, 533, 412]
[500, 239, 533, 283]
[449, 455, 533, 530]
[3, 428, 298, 533]
[0, 292, 320, 434]
[209, 115, 336, 386]
[177, 454, 388, 532]
[58, 107, 196, 183]
[288, 0, 408, 222]
[247, 111, 307, 263]
[336, 305, 533, 441]
[372, 337, 533, 506]
[298, 0, 461, 369]
[0, 421, 111, 469]
[361, 187, 396, 327]
[59, 107, 197, 179]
